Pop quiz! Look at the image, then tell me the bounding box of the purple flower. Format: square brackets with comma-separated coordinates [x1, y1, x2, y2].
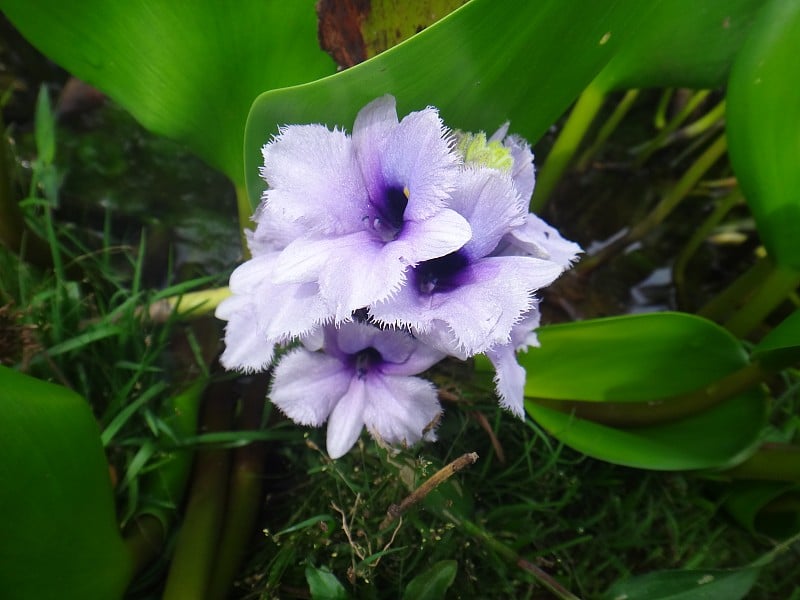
[484, 308, 542, 417]
[216, 95, 583, 441]
[215, 214, 332, 372]
[369, 166, 563, 359]
[260, 95, 472, 321]
[269, 322, 445, 458]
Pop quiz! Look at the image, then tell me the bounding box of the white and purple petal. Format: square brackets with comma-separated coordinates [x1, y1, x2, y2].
[260, 124, 364, 235]
[502, 213, 583, 269]
[326, 377, 369, 458]
[270, 348, 353, 427]
[484, 342, 527, 418]
[446, 167, 525, 260]
[216, 302, 277, 372]
[372, 255, 562, 356]
[362, 374, 441, 446]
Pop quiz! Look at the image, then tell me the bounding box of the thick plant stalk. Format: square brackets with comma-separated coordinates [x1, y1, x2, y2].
[724, 443, 800, 483]
[206, 374, 271, 600]
[123, 379, 206, 574]
[531, 83, 606, 212]
[162, 384, 236, 600]
[148, 287, 232, 323]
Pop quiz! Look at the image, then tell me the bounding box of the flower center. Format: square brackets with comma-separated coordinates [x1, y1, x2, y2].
[365, 186, 409, 243]
[354, 346, 383, 379]
[415, 250, 470, 294]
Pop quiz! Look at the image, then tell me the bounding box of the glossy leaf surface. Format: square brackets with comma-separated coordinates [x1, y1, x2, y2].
[0, 366, 131, 599]
[727, 0, 800, 269]
[519, 313, 766, 470]
[306, 565, 349, 600]
[595, 0, 764, 90]
[1, 0, 335, 183]
[402, 560, 458, 600]
[523, 313, 748, 401]
[752, 309, 800, 369]
[603, 567, 760, 600]
[245, 0, 651, 205]
[724, 481, 800, 539]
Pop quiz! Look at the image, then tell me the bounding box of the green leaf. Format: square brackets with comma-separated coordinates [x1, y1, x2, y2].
[517, 313, 767, 470]
[595, 0, 764, 90]
[524, 313, 748, 402]
[2, 0, 335, 184]
[402, 560, 458, 600]
[0, 366, 132, 599]
[526, 390, 765, 471]
[317, 0, 467, 68]
[727, 0, 800, 269]
[34, 84, 55, 166]
[305, 564, 350, 600]
[603, 567, 760, 600]
[752, 309, 800, 369]
[724, 481, 800, 539]
[245, 0, 654, 205]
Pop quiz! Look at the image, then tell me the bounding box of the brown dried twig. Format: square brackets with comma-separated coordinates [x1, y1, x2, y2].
[380, 452, 478, 530]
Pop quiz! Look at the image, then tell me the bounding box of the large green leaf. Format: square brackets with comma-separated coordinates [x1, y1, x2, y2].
[519, 313, 766, 470]
[0, 366, 132, 599]
[595, 0, 764, 90]
[727, 0, 800, 269]
[524, 313, 748, 401]
[526, 391, 765, 470]
[1, 0, 335, 185]
[245, 0, 653, 205]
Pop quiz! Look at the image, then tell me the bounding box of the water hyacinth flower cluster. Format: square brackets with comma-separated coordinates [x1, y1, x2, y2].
[216, 95, 580, 459]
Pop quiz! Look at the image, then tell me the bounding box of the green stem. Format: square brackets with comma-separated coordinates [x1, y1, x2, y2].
[576, 89, 639, 171]
[442, 510, 582, 600]
[653, 89, 674, 130]
[148, 287, 231, 323]
[724, 264, 800, 338]
[235, 183, 254, 258]
[631, 133, 728, 238]
[697, 256, 774, 322]
[162, 384, 236, 600]
[633, 89, 711, 165]
[0, 110, 51, 267]
[123, 380, 206, 573]
[530, 361, 767, 427]
[670, 99, 726, 142]
[723, 443, 800, 483]
[206, 374, 270, 600]
[531, 83, 606, 212]
[124, 514, 167, 576]
[673, 188, 743, 309]
[579, 133, 728, 273]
